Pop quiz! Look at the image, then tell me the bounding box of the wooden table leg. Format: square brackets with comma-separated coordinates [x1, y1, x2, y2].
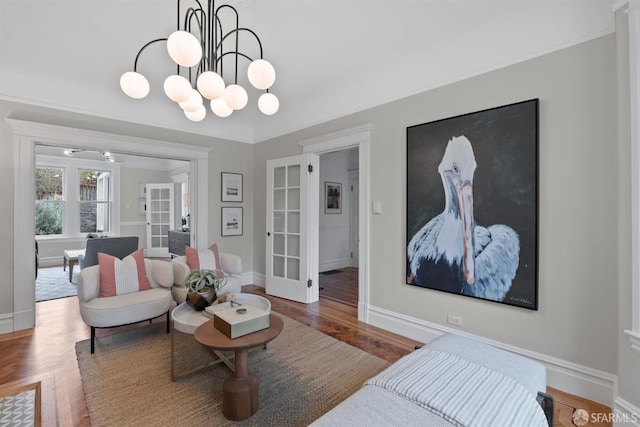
[68, 259, 76, 283]
[222, 349, 258, 421]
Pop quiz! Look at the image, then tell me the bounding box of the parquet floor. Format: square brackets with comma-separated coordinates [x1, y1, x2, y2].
[0, 285, 612, 426]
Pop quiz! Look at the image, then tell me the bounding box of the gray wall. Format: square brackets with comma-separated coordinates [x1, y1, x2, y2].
[0, 101, 255, 318]
[254, 35, 619, 377]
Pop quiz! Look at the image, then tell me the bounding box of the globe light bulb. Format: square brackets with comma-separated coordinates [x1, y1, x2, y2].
[258, 93, 279, 115]
[247, 59, 276, 90]
[120, 71, 150, 99]
[210, 97, 233, 118]
[163, 75, 192, 103]
[197, 71, 225, 100]
[167, 31, 202, 67]
[185, 105, 206, 122]
[223, 84, 248, 110]
[179, 89, 204, 112]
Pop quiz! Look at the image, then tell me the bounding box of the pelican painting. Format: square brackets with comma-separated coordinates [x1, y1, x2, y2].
[406, 100, 538, 309]
[407, 135, 520, 302]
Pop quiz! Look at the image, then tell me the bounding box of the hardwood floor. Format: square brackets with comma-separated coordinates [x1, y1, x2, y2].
[0, 288, 612, 426]
[319, 267, 358, 307]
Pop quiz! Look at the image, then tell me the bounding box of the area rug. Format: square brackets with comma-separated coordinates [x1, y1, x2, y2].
[35, 266, 78, 302]
[76, 313, 389, 426]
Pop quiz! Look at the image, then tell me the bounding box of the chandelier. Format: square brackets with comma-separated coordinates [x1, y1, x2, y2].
[119, 0, 279, 121]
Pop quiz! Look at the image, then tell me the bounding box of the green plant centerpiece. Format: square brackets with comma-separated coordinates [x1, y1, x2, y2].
[184, 268, 227, 311]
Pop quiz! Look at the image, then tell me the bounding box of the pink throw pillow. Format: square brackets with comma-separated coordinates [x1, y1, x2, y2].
[98, 249, 152, 297]
[185, 243, 224, 276]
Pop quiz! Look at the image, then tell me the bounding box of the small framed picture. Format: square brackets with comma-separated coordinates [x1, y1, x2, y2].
[221, 207, 243, 236]
[221, 172, 243, 202]
[325, 182, 342, 214]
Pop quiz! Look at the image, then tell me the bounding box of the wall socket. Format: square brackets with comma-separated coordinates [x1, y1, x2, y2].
[447, 314, 463, 327]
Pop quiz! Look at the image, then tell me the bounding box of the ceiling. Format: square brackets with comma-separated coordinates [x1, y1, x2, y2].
[35, 145, 188, 171]
[0, 0, 616, 144]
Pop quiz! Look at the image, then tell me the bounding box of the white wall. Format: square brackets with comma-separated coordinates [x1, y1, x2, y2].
[319, 150, 353, 272]
[253, 35, 621, 404]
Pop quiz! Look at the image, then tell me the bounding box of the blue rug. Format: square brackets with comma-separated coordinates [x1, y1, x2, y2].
[36, 266, 78, 302]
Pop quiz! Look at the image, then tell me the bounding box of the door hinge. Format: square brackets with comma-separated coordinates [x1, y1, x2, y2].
[351, 185, 353, 191]
[308, 164, 313, 173]
[307, 278, 312, 288]
[350, 252, 353, 259]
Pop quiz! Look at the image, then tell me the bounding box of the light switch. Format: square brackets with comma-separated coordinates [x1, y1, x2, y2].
[372, 201, 382, 214]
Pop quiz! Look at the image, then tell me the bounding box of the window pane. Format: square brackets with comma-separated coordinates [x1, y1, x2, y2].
[80, 202, 111, 233]
[79, 170, 110, 201]
[35, 202, 63, 235]
[36, 167, 63, 201]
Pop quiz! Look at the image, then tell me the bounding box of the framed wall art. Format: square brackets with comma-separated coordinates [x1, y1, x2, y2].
[406, 99, 539, 310]
[324, 182, 342, 214]
[221, 172, 243, 202]
[221, 207, 243, 236]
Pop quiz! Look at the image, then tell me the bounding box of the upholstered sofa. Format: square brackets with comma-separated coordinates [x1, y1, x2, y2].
[78, 258, 173, 353]
[311, 333, 553, 427]
[170, 252, 243, 304]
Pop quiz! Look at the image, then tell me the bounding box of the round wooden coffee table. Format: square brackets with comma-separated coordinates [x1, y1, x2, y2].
[194, 314, 284, 421]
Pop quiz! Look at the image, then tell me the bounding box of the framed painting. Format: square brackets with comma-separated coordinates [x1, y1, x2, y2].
[221, 207, 243, 236]
[221, 172, 243, 202]
[325, 182, 342, 214]
[406, 99, 539, 310]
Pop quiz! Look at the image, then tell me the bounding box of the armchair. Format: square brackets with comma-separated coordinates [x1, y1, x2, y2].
[171, 252, 243, 304]
[78, 236, 139, 269]
[78, 258, 173, 353]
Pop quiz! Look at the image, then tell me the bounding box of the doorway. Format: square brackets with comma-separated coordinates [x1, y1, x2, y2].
[318, 148, 359, 308]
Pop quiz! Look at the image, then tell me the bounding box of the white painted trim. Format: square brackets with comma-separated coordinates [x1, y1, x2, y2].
[367, 305, 617, 407]
[38, 257, 63, 268]
[237, 272, 257, 287]
[7, 118, 211, 332]
[252, 272, 266, 287]
[625, 329, 640, 353]
[623, 0, 640, 353]
[614, 397, 640, 426]
[319, 259, 351, 272]
[0, 313, 14, 335]
[300, 124, 373, 322]
[120, 221, 146, 227]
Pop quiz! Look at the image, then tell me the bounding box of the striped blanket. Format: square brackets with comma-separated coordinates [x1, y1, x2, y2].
[365, 348, 548, 427]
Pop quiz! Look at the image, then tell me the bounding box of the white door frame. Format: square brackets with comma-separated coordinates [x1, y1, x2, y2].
[7, 118, 211, 333]
[299, 124, 373, 322]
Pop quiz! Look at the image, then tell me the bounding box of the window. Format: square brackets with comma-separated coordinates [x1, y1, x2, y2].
[35, 166, 64, 235]
[36, 155, 120, 239]
[79, 170, 111, 233]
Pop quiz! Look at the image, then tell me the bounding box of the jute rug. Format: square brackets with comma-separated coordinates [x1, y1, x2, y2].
[76, 313, 389, 426]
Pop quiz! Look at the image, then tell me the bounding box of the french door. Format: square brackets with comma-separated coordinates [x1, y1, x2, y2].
[265, 154, 319, 303]
[146, 183, 174, 257]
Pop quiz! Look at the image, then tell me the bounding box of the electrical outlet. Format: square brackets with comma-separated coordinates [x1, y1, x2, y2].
[447, 314, 463, 327]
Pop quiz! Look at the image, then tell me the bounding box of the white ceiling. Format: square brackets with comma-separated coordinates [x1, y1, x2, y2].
[35, 145, 188, 170]
[0, 0, 616, 144]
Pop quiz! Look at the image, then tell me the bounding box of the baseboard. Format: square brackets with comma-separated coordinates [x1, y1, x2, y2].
[250, 272, 266, 287]
[319, 259, 351, 272]
[367, 305, 617, 407]
[614, 397, 640, 426]
[38, 256, 63, 268]
[0, 313, 14, 335]
[238, 271, 262, 287]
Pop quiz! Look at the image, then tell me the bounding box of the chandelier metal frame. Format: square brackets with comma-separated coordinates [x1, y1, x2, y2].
[120, 0, 279, 121]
